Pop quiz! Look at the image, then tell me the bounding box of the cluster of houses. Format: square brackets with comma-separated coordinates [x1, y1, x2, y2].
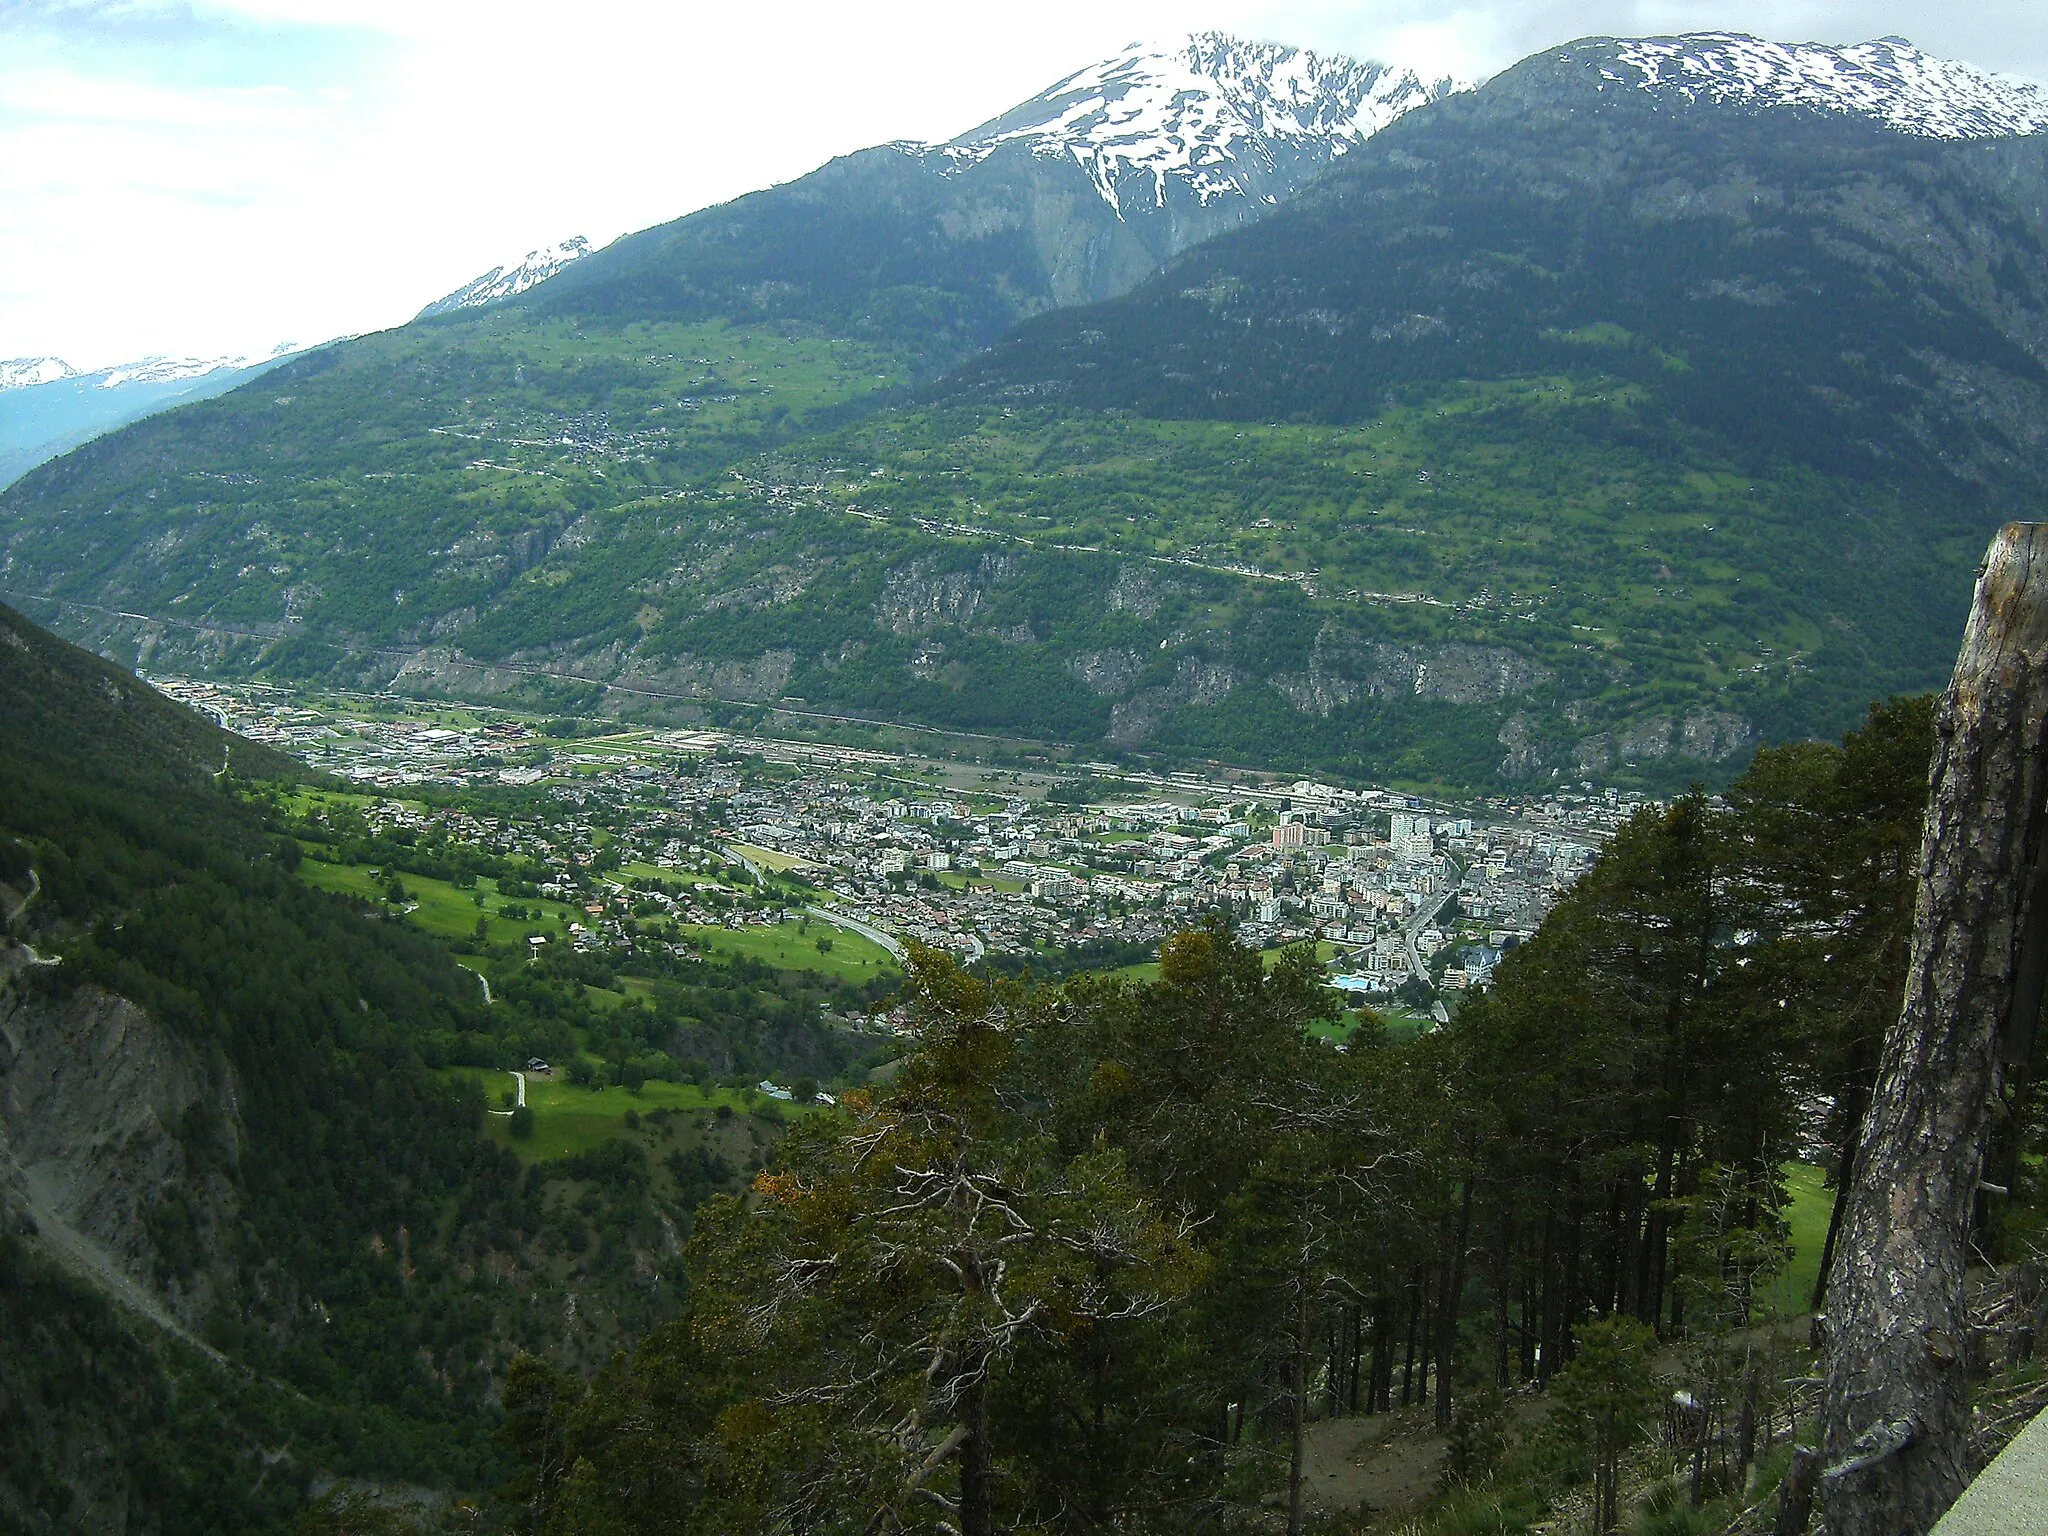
[156, 678, 1643, 999]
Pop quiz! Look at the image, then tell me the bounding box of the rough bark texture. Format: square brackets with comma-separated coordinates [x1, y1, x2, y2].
[1818, 522, 2048, 1535]
[1774, 1445, 1819, 1536]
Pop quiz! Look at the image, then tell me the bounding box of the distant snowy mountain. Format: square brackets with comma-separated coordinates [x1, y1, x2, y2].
[0, 358, 80, 391]
[417, 237, 593, 318]
[1576, 32, 2048, 138]
[0, 350, 294, 394]
[931, 32, 1465, 215]
[0, 346, 303, 488]
[91, 352, 291, 389]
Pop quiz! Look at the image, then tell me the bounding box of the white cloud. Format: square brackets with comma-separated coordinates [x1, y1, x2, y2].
[3, 0, 2044, 367]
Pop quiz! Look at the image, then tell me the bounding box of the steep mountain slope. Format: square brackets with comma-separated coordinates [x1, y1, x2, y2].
[0, 36, 1442, 720]
[0, 603, 514, 1529]
[869, 31, 2048, 774]
[4, 33, 2044, 790]
[528, 33, 1456, 360]
[0, 595, 297, 791]
[1592, 31, 2048, 136]
[0, 603, 786, 1530]
[0, 358, 77, 389]
[951, 32, 2048, 489]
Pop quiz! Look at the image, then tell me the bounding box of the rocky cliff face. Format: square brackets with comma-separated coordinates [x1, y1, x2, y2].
[876, 553, 1016, 633]
[1271, 624, 1552, 713]
[0, 950, 239, 1336]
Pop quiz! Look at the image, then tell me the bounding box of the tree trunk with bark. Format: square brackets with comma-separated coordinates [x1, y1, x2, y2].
[1287, 1286, 1310, 1536]
[960, 1366, 993, 1536]
[1436, 1176, 1474, 1429]
[1819, 522, 2048, 1536]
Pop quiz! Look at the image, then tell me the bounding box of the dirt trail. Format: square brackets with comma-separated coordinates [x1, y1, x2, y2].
[1301, 1407, 1448, 1519]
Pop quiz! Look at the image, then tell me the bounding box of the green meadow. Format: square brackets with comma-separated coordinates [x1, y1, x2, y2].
[452, 1069, 816, 1162]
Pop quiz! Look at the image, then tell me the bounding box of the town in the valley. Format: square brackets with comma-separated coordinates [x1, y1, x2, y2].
[157, 676, 1643, 1018]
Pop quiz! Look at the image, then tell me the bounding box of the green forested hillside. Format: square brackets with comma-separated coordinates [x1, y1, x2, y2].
[5, 49, 2048, 787]
[525, 142, 1144, 360]
[0, 605, 873, 1531]
[953, 94, 2048, 499]
[927, 71, 2048, 771]
[0, 315, 910, 658]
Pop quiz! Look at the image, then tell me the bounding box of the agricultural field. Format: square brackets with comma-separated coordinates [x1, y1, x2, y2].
[296, 858, 583, 944]
[676, 919, 898, 983]
[457, 1068, 808, 1162]
[727, 841, 819, 873]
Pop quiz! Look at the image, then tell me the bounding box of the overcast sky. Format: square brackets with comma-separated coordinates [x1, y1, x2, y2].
[6, 0, 2047, 369]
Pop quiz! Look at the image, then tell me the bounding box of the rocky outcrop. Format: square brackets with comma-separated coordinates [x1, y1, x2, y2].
[376, 644, 796, 707]
[1106, 565, 1173, 620]
[1271, 623, 1551, 714]
[1109, 656, 1239, 743]
[700, 558, 827, 612]
[1572, 709, 1757, 773]
[0, 955, 239, 1332]
[1497, 712, 1545, 779]
[1068, 646, 1146, 696]
[876, 554, 1014, 635]
[613, 649, 796, 703]
[1678, 709, 1756, 761]
[1497, 707, 1757, 779]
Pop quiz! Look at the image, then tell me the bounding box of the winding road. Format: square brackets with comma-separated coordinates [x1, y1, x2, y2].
[2, 869, 60, 967]
[2, 866, 39, 928]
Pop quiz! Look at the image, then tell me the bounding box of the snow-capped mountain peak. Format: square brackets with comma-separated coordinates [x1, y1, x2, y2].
[417, 237, 593, 319]
[933, 32, 1466, 215]
[0, 357, 81, 391]
[1580, 32, 2048, 139]
[92, 354, 273, 389]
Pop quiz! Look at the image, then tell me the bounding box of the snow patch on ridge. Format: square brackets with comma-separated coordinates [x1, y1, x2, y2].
[417, 237, 593, 318]
[928, 31, 1466, 216]
[1589, 32, 2048, 139]
[93, 354, 278, 389]
[0, 352, 293, 393]
[0, 358, 81, 391]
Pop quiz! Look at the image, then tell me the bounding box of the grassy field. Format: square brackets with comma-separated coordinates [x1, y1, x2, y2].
[454, 1069, 795, 1161]
[679, 919, 898, 982]
[1766, 1161, 1834, 1318]
[1308, 1012, 1370, 1046]
[297, 858, 583, 943]
[728, 841, 819, 872]
[282, 786, 392, 819]
[1304, 1003, 1433, 1046]
[299, 858, 484, 939]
